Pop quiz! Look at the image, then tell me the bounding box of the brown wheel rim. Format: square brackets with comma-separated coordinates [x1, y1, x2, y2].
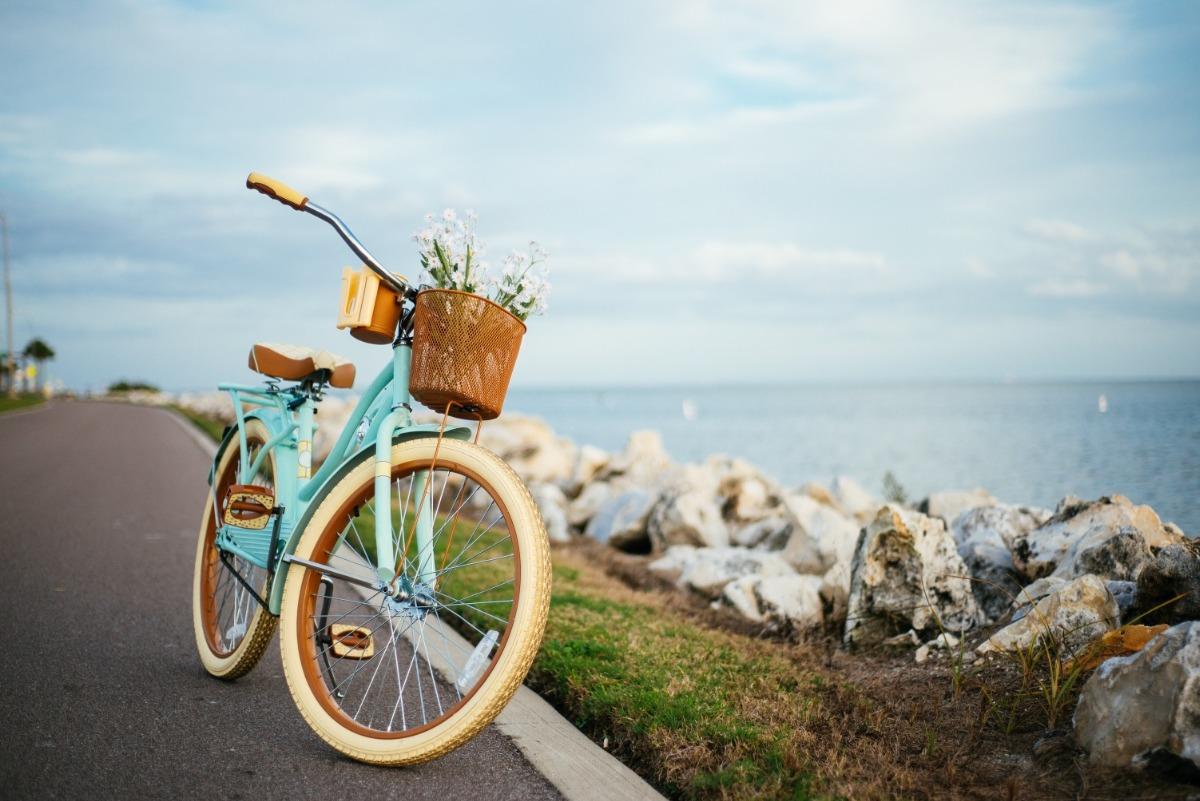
[293, 455, 522, 739]
[199, 432, 272, 657]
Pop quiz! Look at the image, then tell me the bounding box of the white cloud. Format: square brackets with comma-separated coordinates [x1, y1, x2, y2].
[1101, 249, 1140, 279]
[1023, 218, 1093, 243]
[661, 0, 1114, 136]
[966, 257, 994, 278]
[1027, 278, 1107, 297]
[1018, 222, 1198, 296]
[562, 242, 887, 287]
[615, 98, 866, 145]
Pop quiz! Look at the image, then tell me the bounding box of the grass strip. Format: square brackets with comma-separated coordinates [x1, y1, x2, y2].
[0, 394, 44, 415]
[533, 550, 844, 801]
[170, 405, 227, 442]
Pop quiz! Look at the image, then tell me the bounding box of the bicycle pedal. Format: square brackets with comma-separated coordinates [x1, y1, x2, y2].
[222, 484, 275, 530]
[328, 625, 375, 660]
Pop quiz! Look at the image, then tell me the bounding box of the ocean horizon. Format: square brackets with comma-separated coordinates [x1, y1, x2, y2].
[501, 378, 1200, 535]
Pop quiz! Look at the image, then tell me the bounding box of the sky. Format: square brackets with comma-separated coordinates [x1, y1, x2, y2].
[1, 0, 1198, 391]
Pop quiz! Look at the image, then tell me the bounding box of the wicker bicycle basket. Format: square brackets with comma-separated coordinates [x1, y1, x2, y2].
[409, 289, 527, 420]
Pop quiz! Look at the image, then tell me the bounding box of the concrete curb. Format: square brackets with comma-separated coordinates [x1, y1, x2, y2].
[165, 406, 666, 801]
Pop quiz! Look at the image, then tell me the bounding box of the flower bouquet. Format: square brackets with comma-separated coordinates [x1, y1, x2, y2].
[407, 209, 550, 420]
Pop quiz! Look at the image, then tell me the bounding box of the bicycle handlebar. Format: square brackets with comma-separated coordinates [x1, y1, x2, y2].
[246, 172, 307, 210]
[244, 171, 409, 294]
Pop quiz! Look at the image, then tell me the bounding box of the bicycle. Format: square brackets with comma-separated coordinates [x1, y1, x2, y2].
[191, 172, 552, 765]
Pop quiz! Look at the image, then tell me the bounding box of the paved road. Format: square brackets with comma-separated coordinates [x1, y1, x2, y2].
[0, 401, 562, 801]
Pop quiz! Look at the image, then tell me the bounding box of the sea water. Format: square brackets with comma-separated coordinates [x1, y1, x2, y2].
[506, 381, 1200, 535]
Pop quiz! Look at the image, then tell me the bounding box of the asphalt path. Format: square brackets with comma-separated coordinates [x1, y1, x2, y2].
[0, 401, 562, 801]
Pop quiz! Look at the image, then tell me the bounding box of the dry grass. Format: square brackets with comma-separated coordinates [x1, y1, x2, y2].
[536, 541, 1198, 801]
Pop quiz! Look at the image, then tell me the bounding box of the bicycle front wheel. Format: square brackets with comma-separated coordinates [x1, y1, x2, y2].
[278, 437, 551, 765]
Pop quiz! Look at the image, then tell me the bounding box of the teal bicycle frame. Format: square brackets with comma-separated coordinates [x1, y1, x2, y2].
[211, 174, 482, 617]
[212, 340, 472, 616]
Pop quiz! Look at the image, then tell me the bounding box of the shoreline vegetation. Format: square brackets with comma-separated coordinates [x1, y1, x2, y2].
[132, 389, 1199, 800]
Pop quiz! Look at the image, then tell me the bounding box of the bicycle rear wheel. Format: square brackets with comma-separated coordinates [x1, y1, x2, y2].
[278, 437, 551, 765]
[192, 419, 278, 679]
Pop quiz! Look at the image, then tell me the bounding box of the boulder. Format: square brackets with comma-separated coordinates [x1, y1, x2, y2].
[567, 481, 613, 528]
[1075, 621, 1200, 771]
[1107, 580, 1138, 619]
[1133, 540, 1200, 623]
[843, 506, 981, 646]
[478, 415, 577, 485]
[647, 465, 729, 550]
[921, 488, 998, 523]
[529, 483, 570, 543]
[977, 575, 1120, 656]
[732, 516, 793, 550]
[819, 561, 852, 623]
[1010, 576, 1068, 622]
[721, 576, 765, 622]
[718, 574, 824, 628]
[952, 504, 1051, 622]
[798, 482, 843, 513]
[649, 545, 794, 599]
[754, 574, 824, 628]
[704, 455, 783, 522]
[568, 444, 610, 494]
[312, 395, 354, 462]
[593, 430, 673, 489]
[585, 490, 656, 551]
[831, 475, 881, 524]
[780, 494, 861, 575]
[1011, 495, 1182, 582]
[176, 391, 234, 421]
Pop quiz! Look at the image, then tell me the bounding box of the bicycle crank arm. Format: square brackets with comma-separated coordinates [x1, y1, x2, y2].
[281, 554, 387, 594]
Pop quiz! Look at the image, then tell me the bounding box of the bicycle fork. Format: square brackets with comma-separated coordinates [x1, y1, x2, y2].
[371, 344, 436, 588]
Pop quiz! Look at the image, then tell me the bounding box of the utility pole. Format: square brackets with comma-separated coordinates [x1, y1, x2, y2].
[1, 212, 13, 398]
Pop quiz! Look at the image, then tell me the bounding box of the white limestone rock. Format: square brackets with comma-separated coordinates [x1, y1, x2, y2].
[1075, 621, 1200, 770]
[567, 481, 613, 528]
[720, 576, 765, 622]
[649, 545, 794, 599]
[843, 505, 981, 646]
[754, 574, 825, 628]
[718, 573, 824, 628]
[1010, 576, 1069, 621]
[647, 465, 729, 550]
[830, 475, 882, 524]
[704, 455, 784, 523]
[780, 494, 861, 575]
[922, 488, 998, 523]
[977, 574, 1119, 656]
[477, 415, 577, 485]
[529, 482, 571, 543]
[952, 504, 1051, 622]
[585, 490, 657, 551]
[568, 444, 610, 494]
[593, 430, 673, 489]
[1011, 495, 1182, 582]
[732, 516, 794, 550]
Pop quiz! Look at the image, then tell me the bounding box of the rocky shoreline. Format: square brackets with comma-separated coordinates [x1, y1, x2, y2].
[155, 390, 1200, 780]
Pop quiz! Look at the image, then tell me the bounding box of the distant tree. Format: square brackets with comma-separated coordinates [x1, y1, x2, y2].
[882, 470, 908, 506]
[23, 338, 55, 392]
[0, 353, 10, 394]
[107, 379, 160, 394]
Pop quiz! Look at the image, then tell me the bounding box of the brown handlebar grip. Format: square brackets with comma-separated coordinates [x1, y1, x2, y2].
[245, 172, 307, 211]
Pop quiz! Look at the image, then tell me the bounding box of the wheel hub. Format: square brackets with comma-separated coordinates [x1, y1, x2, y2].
[384, 579, 437, 620]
